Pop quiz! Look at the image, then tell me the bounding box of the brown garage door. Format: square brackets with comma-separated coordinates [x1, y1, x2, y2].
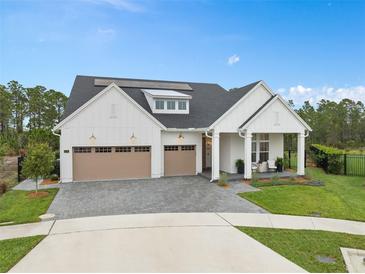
[164, 145, 196, 176]
[73, 146, 151, 181]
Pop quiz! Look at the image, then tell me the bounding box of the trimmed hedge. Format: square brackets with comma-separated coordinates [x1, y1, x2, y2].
[310, 144, 344, 175]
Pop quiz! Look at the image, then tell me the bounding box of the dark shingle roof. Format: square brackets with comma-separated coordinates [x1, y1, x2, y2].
[62, 75, 261, 128]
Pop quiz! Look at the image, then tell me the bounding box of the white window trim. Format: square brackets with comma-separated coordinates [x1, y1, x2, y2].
[152, 99, 189, 114]
[252, 133, 270, 163]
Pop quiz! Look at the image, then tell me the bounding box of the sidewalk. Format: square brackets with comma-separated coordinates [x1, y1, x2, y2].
[12, 178, 59, 191]
[1, 212, 364, 241]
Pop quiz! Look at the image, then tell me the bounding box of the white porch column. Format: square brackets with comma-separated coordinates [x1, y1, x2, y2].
[297, 132, 305, 175]
[244, 131, 252, 179]
[211, 131, 220, 181]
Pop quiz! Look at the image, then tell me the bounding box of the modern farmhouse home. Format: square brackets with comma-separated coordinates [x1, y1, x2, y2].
[53, 76, 312, 183]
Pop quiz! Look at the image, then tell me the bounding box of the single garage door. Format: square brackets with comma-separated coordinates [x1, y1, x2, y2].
[73, 146, 151, 181]
[164, 145, 196, 176]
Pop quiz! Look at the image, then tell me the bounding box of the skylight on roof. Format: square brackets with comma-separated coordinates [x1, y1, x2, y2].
[142, 89, 192, 99]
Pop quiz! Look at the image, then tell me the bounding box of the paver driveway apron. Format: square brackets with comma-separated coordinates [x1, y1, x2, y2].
[48, 176, 265, 219]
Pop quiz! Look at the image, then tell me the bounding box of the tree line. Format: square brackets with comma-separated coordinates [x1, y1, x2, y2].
[0, 81, 68, 155]
[291, 98, 365, 149]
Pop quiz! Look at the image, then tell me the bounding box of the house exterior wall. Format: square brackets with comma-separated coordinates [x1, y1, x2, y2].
[247, 99, 306, 134]
[219, 133, 245, 174]
[161, 131, 202, 175]
[59, 86, 162, 182]
[213, 85, 272, 133]
[219, 133, 231, 173]
[269, 133, 284, 160]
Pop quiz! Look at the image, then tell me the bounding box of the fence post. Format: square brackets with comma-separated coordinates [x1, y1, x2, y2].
[305, 150, 307, 168]
[344, 154, 347, 175]
[288, 150, 291, 169]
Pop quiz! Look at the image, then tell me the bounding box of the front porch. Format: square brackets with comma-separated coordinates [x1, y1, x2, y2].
[202, 131, 306, 181]
[199, 169, 298, 182]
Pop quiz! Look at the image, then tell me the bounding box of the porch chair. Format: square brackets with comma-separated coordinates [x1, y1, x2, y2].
[267, 160, 277, 172]
[251, 163, 258, 173]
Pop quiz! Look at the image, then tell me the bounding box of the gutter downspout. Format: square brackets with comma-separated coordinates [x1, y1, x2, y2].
[204, 130, 214, 182]
[304, 130, 309, 138]
[52, 129, 60, 137]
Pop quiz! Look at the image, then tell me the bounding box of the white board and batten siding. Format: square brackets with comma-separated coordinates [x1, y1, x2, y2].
[59, 86, 162, 182]
[246, 99, 306, 134]
[213, 85, 272, 133]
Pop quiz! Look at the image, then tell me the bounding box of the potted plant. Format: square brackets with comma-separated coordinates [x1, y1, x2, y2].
[275, 157, 284, 172]
[235, 159, 244, 174]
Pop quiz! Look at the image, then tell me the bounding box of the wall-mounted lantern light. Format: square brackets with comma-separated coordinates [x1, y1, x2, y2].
[130, 132, 137, 144]
[178, 133, 184, 140]
[177, 132, 184, 144]
[89, 133, 96, 145]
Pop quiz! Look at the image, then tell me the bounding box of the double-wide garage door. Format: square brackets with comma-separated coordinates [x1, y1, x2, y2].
[164, 145, 196, 176]
[73, 146, 151, 181]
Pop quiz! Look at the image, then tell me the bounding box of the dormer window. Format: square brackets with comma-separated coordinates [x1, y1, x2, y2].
[178, 100, 187, 110]
[167, 101, 176, 110]
[155, 100, 165, 110]
[142, 89, 192, 114]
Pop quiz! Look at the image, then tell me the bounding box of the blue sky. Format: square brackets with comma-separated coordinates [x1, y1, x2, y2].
[1, 0, 364, 106]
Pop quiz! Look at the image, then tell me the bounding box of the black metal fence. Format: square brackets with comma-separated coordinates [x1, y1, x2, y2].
[284, 150, 307, 170]
[310, 145, 365, 177]
[339, 154, 365, 176]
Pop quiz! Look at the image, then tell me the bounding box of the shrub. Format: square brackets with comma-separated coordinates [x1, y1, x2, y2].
[310, 144, 344, 174]
[275, 157, 284, 166]
[235, 159, 244, 173]
[50, 174, 59, 181]
[218, 172, 228, 187]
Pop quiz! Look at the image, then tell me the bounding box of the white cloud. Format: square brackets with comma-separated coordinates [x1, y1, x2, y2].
[227, 54, 240, 65]
[278, 85, 365, 106]
[97, 27, 116, 36]
[84, 0, 144, 12]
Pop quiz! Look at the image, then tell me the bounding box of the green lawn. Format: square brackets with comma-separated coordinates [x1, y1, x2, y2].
[239, 168, 365, 221]
[0, 189, 58, 225]
[238, 227, 365, 273]
[0, 235, 45, 272]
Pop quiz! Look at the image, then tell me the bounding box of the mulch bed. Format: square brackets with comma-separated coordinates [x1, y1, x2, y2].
[40, 179, 59, 185]
[27, 191, 49, 198]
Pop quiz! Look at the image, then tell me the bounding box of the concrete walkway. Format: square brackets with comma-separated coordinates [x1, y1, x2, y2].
[13, 178, 59, 191]
[2, 213, 364, 241]
[4, 213, 365, 272]
[9, 213, 306, 273]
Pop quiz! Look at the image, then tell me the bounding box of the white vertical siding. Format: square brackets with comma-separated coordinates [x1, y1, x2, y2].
[219, 134, 231, 173]
[59, 86, 162, 182]
[214, 85, 272, 132]
[220, 133, 245, 174]
[269, 133, 284, 160]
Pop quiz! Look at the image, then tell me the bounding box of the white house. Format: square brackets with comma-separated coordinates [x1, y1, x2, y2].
[53, 75, 312, 183]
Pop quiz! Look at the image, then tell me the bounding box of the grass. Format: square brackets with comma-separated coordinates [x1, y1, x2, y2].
[0, 235, 45, 272]
[238, 227, 365, 273]
[239, 167, 365, 221]
[0, 189, 58, 225]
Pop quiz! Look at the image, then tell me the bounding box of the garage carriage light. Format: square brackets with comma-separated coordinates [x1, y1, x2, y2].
[89, 133, 96, 145]
[177, 132, 184, 144]
[130, 132, 137, 144]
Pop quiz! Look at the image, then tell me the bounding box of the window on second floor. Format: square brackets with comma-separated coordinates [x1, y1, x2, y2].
[155, 100, 164, 110]
[178, 100, 187, 110]
[167, 100, 176, 110]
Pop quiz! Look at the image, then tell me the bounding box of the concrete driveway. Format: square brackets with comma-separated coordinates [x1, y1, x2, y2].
[10, 213, 305, 272]
[48, 176, 266, 219]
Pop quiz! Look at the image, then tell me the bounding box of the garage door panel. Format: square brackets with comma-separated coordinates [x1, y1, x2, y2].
[73, 146, 151, 181]
[164, 145, 196, 176]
